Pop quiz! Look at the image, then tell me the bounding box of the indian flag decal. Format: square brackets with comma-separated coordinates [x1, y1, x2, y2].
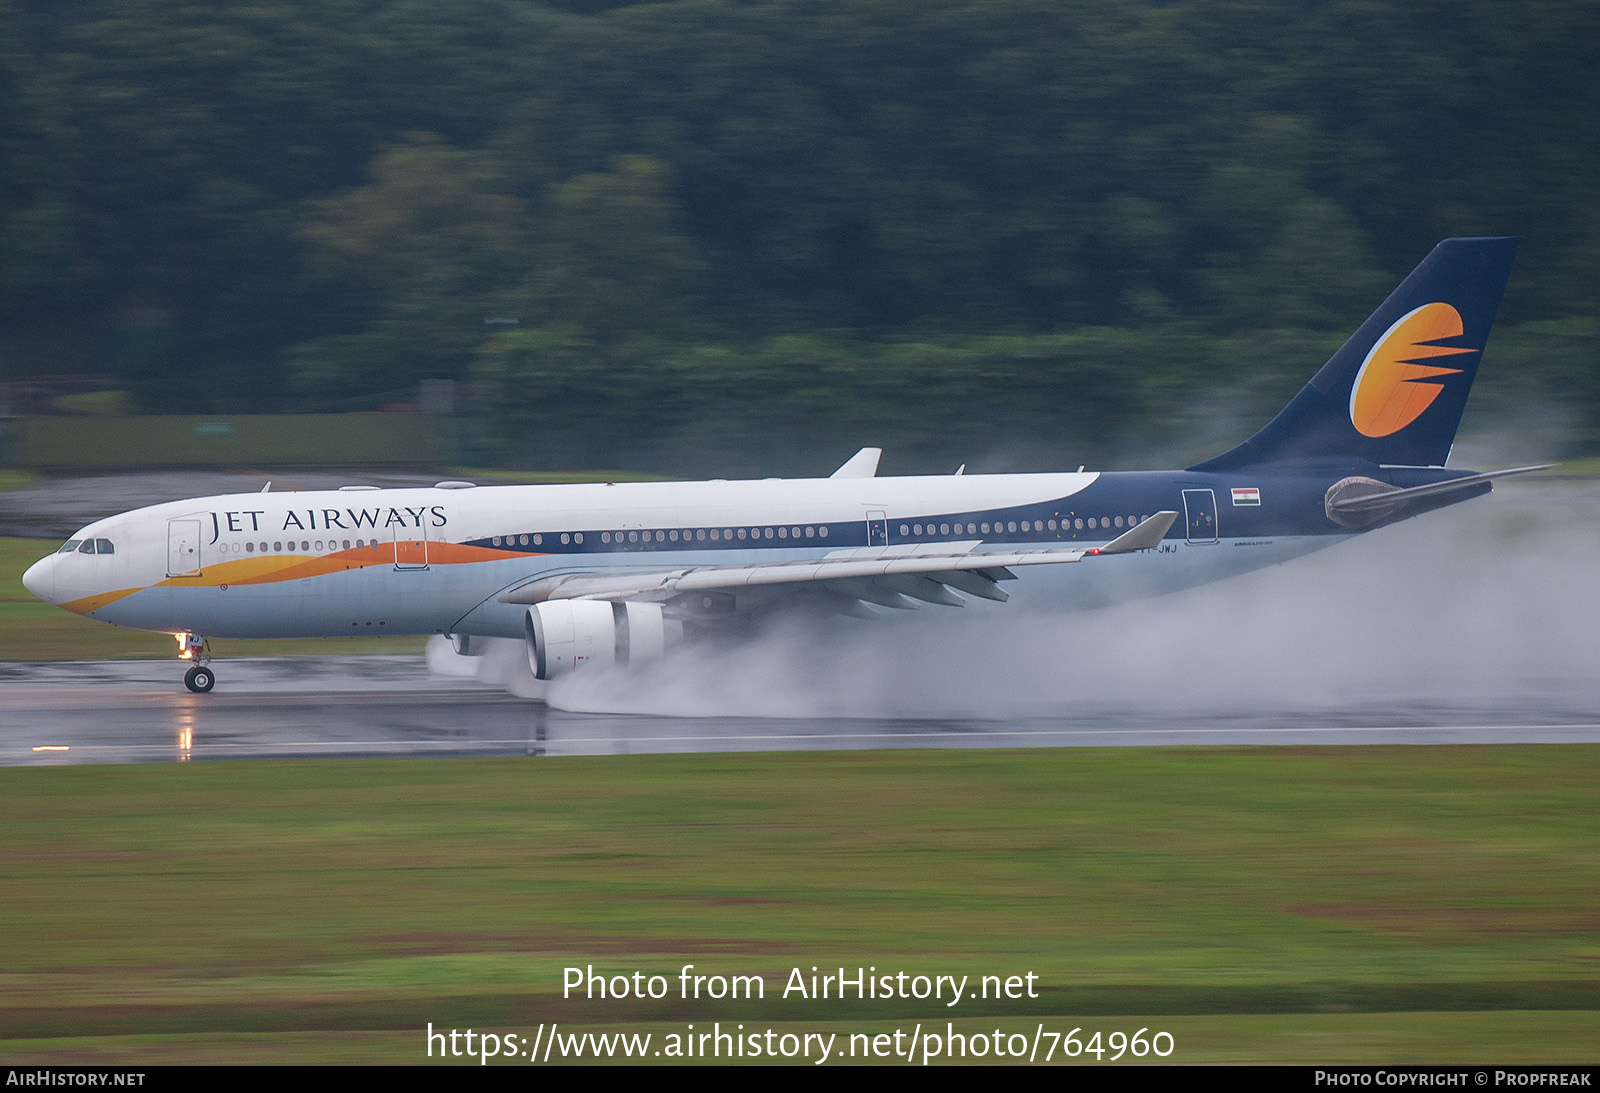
[1231, 487, 1261, 506]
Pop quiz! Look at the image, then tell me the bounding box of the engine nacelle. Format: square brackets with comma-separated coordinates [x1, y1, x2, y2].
[524, 600, 679, 679]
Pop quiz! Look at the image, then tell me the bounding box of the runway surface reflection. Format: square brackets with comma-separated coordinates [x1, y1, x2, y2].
[2, 656, 1596, 766]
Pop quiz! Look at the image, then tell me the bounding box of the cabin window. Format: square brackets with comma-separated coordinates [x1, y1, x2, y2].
[806, 527, 815, 538]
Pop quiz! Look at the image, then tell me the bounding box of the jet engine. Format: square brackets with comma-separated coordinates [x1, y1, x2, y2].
[524, 600, 680, 679]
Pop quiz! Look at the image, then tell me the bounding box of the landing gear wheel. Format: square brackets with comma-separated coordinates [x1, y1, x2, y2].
[184, 664, 215, 693]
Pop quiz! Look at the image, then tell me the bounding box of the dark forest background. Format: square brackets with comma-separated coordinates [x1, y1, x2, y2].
[2, 0, 1596, 471]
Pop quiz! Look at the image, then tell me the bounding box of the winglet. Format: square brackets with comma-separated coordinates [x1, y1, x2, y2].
[830, 447, 882, 478]
[1092, 511, 1177, 554]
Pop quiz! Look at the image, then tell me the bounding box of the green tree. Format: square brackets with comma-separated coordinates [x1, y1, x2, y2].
[520, 155, 704, 342]
[295, 133, 530, 399]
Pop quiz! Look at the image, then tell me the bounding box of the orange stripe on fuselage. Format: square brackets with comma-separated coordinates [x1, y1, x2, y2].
[158, 542, 530, 588]
[59, 587, 143, 615]
[60, 543, 530, 612]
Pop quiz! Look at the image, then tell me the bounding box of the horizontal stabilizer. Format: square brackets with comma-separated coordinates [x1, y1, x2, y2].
[1327, 465, 1553, 515]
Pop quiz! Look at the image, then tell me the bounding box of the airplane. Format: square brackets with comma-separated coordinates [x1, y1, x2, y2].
[23, 237, 1547, 694]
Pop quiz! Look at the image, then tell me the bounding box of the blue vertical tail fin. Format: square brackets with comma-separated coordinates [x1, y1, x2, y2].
[1190, 237, 1518, 471]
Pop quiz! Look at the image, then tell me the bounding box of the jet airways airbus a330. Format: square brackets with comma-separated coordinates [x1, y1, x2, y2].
[24, 237, 1545, 693]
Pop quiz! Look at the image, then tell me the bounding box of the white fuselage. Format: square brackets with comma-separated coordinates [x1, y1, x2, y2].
[22, 471, 1338, 640]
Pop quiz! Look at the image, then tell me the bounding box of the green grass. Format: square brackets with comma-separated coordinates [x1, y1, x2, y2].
[1542, 456, 1600, 476]
[49, 390, 131, 416]
[0, 747, 1596, 1063]
[0, 469, 41, 492]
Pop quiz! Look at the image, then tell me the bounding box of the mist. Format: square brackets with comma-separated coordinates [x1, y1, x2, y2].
[429, 481, 1600, 722]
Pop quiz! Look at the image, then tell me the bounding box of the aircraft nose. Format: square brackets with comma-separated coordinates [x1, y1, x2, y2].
[22, 554, 57, 605]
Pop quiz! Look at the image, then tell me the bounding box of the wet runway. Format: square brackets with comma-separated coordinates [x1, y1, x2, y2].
[3, 655, 1598, 766]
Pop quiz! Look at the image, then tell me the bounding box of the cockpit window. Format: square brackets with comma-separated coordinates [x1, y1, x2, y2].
[79, 539, 97, 554]
[96, 539, 115, 554]
[58, 540, 81, 554]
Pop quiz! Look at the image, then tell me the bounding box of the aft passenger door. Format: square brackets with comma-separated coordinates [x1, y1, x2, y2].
[1182, 489, 1218, 544]
[865, 510, 889, 547]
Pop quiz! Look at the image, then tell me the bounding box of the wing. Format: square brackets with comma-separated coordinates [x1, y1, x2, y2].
[499, 511, 1178, 616]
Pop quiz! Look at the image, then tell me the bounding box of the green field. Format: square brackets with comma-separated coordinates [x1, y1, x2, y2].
[1, 748, 1596, 1064]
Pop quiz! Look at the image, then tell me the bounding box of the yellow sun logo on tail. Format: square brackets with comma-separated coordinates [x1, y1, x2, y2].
[1349, 303, 1477, 438]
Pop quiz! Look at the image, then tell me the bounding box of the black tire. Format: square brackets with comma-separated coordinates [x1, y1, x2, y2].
[184, 665, 215, 693]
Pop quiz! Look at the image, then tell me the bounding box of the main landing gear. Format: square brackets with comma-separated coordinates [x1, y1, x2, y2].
[177, 632, 215, 693]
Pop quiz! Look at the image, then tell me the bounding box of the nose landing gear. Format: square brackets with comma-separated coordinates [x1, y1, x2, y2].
[177, 633, 215, 693]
